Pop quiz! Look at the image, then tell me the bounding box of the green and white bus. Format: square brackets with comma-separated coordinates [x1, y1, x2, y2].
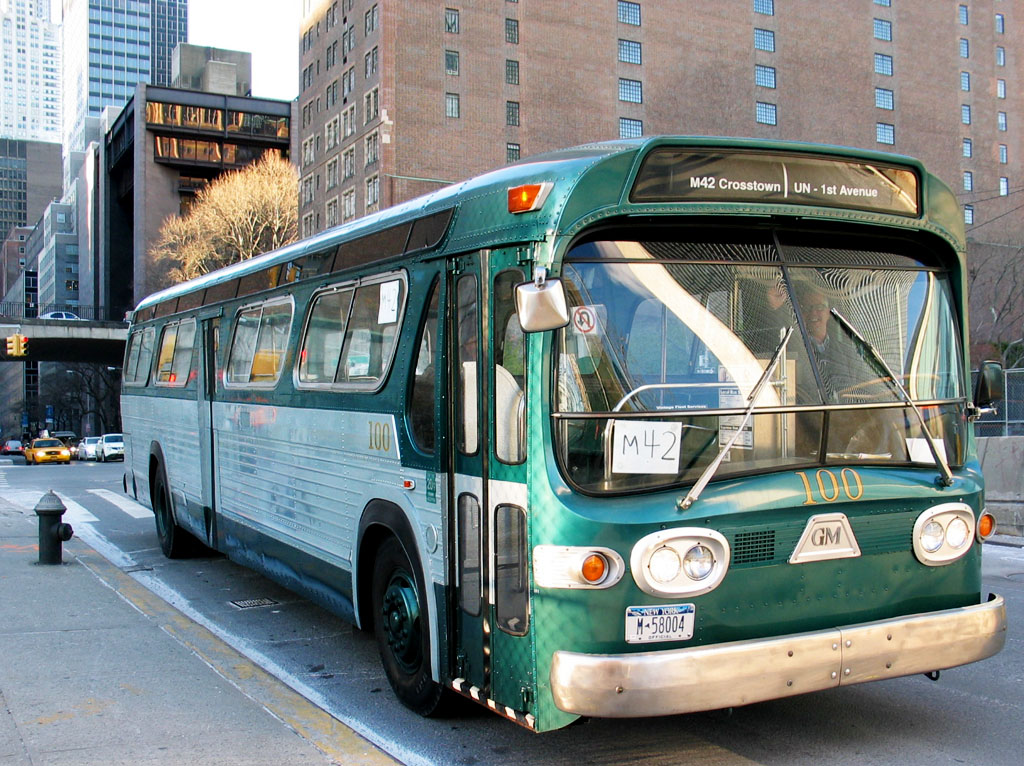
[121, 137, 1006, 732]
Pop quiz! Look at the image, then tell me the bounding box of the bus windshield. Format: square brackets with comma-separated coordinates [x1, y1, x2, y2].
[554, 233, 966, 494]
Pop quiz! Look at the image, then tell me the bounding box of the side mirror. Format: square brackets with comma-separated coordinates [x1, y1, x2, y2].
[515, 271, 569, 332]
[974, 360, 1004, 407]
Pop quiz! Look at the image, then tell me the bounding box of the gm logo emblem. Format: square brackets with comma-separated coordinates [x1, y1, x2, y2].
[789, 513, 862, 564]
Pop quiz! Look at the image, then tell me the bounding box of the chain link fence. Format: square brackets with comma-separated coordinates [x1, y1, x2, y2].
[974, 368, 1024, 436]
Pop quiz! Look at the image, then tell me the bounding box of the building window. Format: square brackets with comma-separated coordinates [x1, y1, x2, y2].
[1000, 177, 1009, 196]
[958, 5, 968, 25]
[618, 78, 642, 103]
[365, 4, 378, 35]
[874, 53, 893, 76]
[326, 157, 339, 189]
[875, 87, 893, 109]
[366, 175, 380, 209]
[505, 59, 519, 84]
[997, 46, 1006, 66]
[618, 1, 641, 25]
[874, 0, 890, 5]
[365, 131, 379, 165]
[873, 19, 892, 41]
[506, 100, 520, 126]
[755, 64, 776, 88]
[343, 188, 356, 220]
[959, 38, 969, 58]
[505, 18, 519, 43]
[446, 92, 460, 118]
[446, 49, 459, 75]
[754, 28, 775, 52]
[961, 104, 971, 125]
[365, 87, 379, 122]
[998, 112, 1007, 131]
[876, 122, 894, 144]
[961, 71, 970, 91]
[963, 171, 973, 192]
[754, 0, 774, 15]
[343, 147, 354, 179]
[996, 13, 1005, 34]
[964, 205, 974, 225]
[326, 197, 339, 228]
[618, 39, 642, 64]
[445, 8, 459, 33]
[997, 79, 1006, 99]
[619, 117, 643, 138]
[365, 46, 378, 79]
[506, 142, 520, 162]
[756, 101, 777, 125]
[1000, 144, 1008, 164]
[963, 138, 972, 158]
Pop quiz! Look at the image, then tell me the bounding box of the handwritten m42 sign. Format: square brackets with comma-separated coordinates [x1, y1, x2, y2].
[612, 420, 682, 474]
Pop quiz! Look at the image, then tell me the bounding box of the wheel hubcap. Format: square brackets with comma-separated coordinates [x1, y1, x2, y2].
[381, 570, 420, 673]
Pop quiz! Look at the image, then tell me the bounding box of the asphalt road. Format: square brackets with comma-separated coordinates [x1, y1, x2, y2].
[2, 456, 1022, 766]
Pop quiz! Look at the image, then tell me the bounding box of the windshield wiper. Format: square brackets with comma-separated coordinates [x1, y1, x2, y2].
[830, 308, 954, 486]
[680, 327, 794, 510]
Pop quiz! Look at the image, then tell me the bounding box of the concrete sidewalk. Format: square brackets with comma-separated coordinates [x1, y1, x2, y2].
[0, 496, 399, 766]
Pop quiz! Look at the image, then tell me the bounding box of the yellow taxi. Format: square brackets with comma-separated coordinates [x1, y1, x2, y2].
[24, 438, 72, 465]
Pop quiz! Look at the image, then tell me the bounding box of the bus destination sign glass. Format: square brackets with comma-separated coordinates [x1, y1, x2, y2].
[631, 149, 920, 217]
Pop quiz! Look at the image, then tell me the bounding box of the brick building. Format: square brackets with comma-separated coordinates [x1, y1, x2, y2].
[297, 0, 1024, 358]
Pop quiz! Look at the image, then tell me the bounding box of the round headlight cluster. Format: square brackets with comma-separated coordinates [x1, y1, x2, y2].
[913, 503, 976, 566]
[631, 529, 730, 597]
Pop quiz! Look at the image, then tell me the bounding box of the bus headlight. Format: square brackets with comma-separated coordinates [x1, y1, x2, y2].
[631, 529, 730, 598]
[682, 544, 715, 581]
[913, 503, 975, 566]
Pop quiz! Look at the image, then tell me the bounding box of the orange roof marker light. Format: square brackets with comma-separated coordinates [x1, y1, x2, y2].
[508, 182, 553, 214]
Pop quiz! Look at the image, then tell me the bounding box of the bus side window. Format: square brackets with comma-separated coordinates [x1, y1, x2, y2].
[337, 278, 406, 386]
[298, 289, 352, 383]
[250, 303, 293, 382]
[409, 278, 439, 453]
[226, 307, 262, 383]
[171, 319, 197, 386]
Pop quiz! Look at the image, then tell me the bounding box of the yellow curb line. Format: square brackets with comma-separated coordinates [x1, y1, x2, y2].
[70, 542, 400, 766]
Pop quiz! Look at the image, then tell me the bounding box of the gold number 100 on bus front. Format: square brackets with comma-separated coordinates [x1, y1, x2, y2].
[795, 468, 864, 505]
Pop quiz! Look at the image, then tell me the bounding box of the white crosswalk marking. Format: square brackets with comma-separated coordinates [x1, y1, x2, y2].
[4, 490, 99, 523]
[88, 488, 153, 519]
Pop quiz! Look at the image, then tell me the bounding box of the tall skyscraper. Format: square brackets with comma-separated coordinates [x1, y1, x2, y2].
[0, 0, 61, 142]
[61, 0, 187, 153]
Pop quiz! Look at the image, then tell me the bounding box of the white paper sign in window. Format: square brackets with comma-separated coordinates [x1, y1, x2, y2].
[612, 420, 682, 474]
[378, 280, 400, 324]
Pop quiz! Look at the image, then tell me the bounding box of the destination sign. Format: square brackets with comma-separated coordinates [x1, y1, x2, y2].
[630, 148, 920, 217]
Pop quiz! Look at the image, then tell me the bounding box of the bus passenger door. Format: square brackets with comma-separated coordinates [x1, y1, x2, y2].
[195, 315, 219, 545]
[449, 255, 489, 696]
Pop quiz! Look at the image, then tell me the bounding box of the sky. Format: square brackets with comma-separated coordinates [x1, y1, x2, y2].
[48, 0, 303, 102]
[187, 0, 302, 101]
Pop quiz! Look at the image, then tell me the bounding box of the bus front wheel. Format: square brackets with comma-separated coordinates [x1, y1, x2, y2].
[371, 537, 444, 716]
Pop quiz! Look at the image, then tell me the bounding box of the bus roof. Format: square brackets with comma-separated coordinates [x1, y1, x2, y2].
[132, 136, 964, 318]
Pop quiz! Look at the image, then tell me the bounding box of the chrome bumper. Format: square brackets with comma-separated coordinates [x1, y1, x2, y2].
[550, 594, 1006, 718]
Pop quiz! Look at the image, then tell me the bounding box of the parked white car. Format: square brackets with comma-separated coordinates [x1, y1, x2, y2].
[98, 433, 124, 462]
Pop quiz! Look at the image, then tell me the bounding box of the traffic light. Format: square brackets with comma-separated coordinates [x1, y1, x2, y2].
[4, 334, 26, 357]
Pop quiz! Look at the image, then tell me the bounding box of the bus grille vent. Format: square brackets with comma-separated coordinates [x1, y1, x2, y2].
[731, 530, 776, 565]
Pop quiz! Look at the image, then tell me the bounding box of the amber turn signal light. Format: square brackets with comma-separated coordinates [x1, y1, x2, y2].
[580, 552, 609, 584]
[977, 512, 996, 540]
[507, 182, 552, 213]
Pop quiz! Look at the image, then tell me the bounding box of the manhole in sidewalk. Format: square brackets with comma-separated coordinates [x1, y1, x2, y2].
[230, 597, 279, 609]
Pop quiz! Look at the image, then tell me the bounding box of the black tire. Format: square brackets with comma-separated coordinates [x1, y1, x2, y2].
[372, 537, 445, 716]
[152, 464, 195, 558]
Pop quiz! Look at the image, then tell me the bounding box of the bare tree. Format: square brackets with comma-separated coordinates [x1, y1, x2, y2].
[150, 151, 299, 284]
[46, 364, 122, 436]
[967, 242, 1024, 367]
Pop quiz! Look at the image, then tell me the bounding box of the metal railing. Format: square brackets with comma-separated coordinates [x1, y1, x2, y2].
[0, 302, 123, 322]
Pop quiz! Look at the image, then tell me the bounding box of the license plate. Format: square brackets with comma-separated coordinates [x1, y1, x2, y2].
[625, 604, 695, 644]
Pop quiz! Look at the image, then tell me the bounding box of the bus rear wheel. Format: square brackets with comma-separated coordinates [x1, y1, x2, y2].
[371, 537, 444, 716]
[152, 464, 195, 559]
